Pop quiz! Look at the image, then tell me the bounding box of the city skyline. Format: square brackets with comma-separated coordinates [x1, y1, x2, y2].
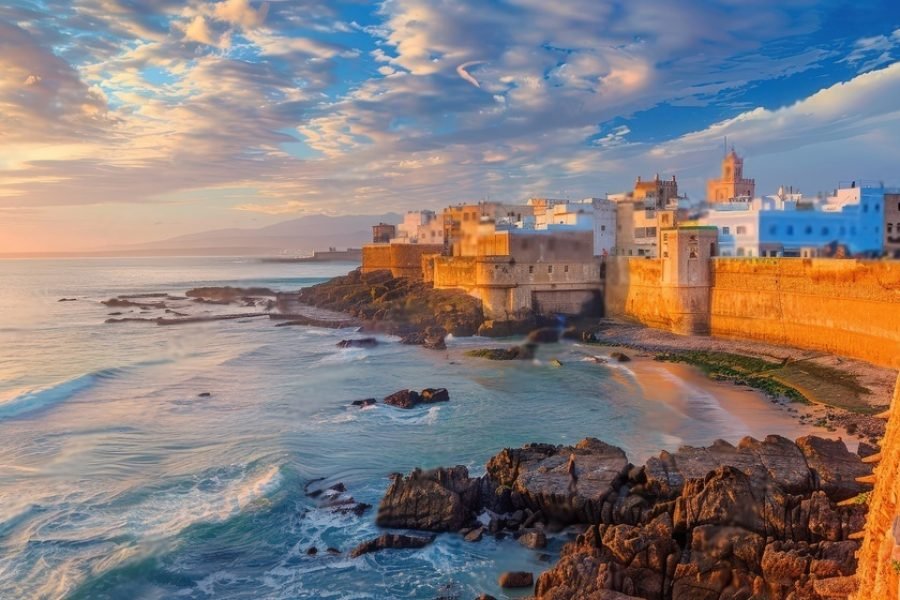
[1, 1, 899, 252]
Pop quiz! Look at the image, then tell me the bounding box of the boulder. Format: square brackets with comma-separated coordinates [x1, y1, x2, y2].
[610, 351, 631, 362]
[337, 337, 378, 348]
[464, 527, 484, 542]
[420, 388, 450, 403]
[383, 389, 421, 409]
[498, 571, 533, 588]
[517, 530, 547, 549]
[348, 533, 434, 558]
[351, 398, 376, 407]
[527, 327, 560, 344]
[376, 466, 480, 531]
[795, 435, 872, 501]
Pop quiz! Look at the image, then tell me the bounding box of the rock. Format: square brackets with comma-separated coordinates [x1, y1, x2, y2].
[351, 398, 376, 407]
[464, 345, 535, 360]
[306, 546, 317, 556]
[527, 327, 560, 344]
[376, 466, 481, 531]
[420, 388, 450, 403]
[474, 595, 497, 600]
[326, 547, 341, 555]
[610, 351, 631, 362]
[337, 337, 379, 348]
[485, 438, 629, 523]
[550, 359, 563, 367]
[498, 571, 533, 589]
[197, 392, 211, 397]
[464, 527, 484, 542]
[796, 435, 872, 501]
[383, 389, 421, 409]
[58, 298, 77, 302]
[349, 533, 434, 558]
[517, 530, 547, 549]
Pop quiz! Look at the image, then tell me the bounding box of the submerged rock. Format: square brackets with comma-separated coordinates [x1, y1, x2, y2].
[348, 533, 434, 558]
[527, 327, 561, 344]
[465, 343, 536, 361]
[351, 398, 376, 408]
[337, 337, 378, 348]
[383, 388, 450, 409]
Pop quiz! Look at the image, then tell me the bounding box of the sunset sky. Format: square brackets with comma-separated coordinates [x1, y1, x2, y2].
[1, 1, 899, 253]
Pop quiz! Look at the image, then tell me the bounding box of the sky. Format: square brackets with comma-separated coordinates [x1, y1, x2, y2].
[1, 0, 899, 253]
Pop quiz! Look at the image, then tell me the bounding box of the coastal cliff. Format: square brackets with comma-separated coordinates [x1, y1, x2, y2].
[373, 435, 874, 600]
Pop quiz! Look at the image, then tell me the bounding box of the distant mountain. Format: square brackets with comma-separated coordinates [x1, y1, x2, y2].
[104, 213, 403, 257]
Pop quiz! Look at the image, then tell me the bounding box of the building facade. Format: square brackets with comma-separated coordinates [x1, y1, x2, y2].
[885, 192, 900, 258]
[698, 184, 886, 257]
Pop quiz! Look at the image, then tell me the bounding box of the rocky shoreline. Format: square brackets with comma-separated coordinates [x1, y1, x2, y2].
[366, 434, 875, 599]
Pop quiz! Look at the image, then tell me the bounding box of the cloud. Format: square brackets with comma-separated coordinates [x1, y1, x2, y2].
[456, 61, 484, 88]
[212, 0, 269, 28]
[233, 200, 308, 214]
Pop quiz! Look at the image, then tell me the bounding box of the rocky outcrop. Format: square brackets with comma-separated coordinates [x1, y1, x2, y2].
[298, 269, 484, 342]
[527, 327, 561, 344]
[485, 438, 630, 524]
[372, 434, 873, 599]
[376, 466, 482, 531]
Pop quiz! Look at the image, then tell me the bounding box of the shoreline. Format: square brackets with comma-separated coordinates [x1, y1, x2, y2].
[585, 318, 895, 446]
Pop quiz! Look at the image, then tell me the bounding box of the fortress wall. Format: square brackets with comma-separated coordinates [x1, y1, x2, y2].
[606, 257, 900, 369]
[709, 258, 900, 369]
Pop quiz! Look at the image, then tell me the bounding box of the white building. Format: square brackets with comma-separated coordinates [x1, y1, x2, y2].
[395, 210, 445, 245]
[697, 183, 886, 257]
[527, 197, 617, 256]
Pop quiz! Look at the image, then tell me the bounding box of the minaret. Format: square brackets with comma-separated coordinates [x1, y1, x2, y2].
[706, 147, 755, 203]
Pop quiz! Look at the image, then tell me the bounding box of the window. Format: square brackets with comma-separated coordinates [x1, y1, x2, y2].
[840, 226, 846, 235]
[805, 226, 812, 234]
[769, 225, 777, 235]
[564, 265, 569, 273]
[736, 226, 747, 235]
[722, 226, 730, 235]
[737, 248, 745, 257]
[647, 227, 657, 237]
[787, 225, 794, 235]
[875, 204, 880, 212]
[600, 225, 606, 232]
[548, 265, 553, 273]
[710, 243, 717, 257]
[821, 227, 829, 236]
[528, 265, 534, 274]
[888, 223, 894, 234]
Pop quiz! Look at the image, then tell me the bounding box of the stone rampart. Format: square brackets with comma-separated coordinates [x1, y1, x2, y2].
[606, 257, 900, 368]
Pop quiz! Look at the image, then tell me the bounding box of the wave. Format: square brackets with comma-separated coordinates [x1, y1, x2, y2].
[0, 372, 106, 420]
[0, 356, 178, 420]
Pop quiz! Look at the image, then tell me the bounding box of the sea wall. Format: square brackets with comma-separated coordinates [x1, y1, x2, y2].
[853, 373, 900, 600]
[606, 257, 900, 368]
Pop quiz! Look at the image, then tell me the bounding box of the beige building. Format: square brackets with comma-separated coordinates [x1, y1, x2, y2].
[706, 149, 755, 203]
[428, 229, 602, 319]
[443, 202, 534, 257]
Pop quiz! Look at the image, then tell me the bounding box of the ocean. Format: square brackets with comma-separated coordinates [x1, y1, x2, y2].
[0, 257, 820, 599]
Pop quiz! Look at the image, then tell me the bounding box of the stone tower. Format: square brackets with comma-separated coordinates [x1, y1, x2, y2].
[658, 226, 718, 334]
[706, 149, 756, 203]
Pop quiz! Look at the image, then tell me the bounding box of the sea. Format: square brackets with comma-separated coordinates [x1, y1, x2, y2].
[0, 257, 823, 599]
